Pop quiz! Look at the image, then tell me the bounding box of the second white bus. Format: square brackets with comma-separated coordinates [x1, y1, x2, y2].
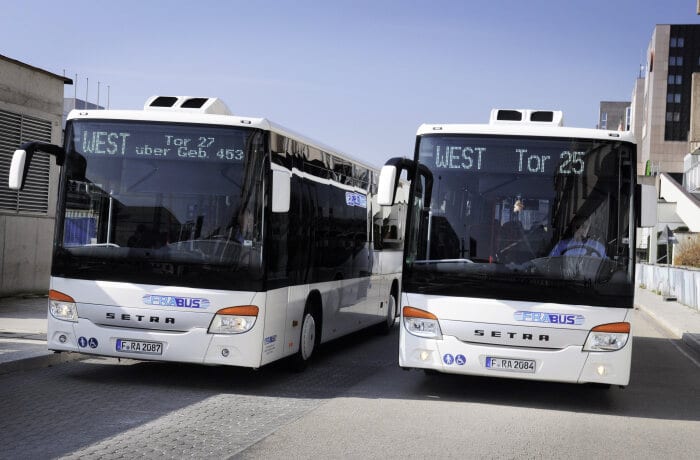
[378, 109, 654, 386]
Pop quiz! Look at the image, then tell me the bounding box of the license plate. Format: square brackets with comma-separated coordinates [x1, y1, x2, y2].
[485, 357, 536, 373]
[116, 339, 163, 355]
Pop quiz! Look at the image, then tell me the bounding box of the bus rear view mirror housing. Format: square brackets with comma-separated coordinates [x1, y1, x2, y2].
[8, 149, 27, 190]
[637, 183, 657, 228]
[271, 167, 291, 213]
[8, 142, 65, 191]
[377, 164, 398, 206]
[378, 157, 433, 208]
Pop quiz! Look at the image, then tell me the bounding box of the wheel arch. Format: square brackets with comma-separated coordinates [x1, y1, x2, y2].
[306, 289, 323, 343]
[390, 278, 400, 317]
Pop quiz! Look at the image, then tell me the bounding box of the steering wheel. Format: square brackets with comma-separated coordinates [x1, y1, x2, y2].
[562, 244, 603, 257]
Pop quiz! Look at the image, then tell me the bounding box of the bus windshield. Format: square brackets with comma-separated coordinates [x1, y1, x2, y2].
[404, 134, 635, 307]
[53, 120, 266, 290]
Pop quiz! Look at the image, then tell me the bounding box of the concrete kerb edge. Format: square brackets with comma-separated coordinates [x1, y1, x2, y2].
[635, 303, 683, 338]
[681, 332, 700, 355]
[636, 302, 700, 355]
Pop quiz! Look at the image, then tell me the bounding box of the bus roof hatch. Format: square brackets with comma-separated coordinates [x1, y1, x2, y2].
[490, 109, 564, 127]
[144, 96, 232, 115]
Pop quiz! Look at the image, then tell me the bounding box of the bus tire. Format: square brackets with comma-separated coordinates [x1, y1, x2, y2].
[378, 290, 397, 335]
[290, 308, 320, 372]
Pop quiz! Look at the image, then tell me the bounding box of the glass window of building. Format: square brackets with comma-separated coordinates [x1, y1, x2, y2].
[670, 37, 684, 48]
[667, 93, 681, 103]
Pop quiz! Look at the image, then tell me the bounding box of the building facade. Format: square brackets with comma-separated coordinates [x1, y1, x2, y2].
[636, 24, 700, 174]
[630, 25, 700, 263]
[0, 55, 71, 295]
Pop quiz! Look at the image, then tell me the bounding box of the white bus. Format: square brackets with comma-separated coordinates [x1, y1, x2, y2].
[378, 109, 654, 386]
[8, 96, 402, 369]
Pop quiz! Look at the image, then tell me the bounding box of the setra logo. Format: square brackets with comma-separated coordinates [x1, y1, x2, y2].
[142, 295, 210, 309]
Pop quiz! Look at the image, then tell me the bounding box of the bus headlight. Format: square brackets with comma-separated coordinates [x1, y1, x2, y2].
[208, 305, 259, 334]
[403, 306, 442, 339]
[48, 290, 78, 322]
[583, 322, 630, 352]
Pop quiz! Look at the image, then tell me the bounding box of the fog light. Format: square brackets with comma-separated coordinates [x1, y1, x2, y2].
[420, 351, 430, 361]
[596, 365, 608, 376]
[59, 334, 67, 343]
[221, 348, 230, 357]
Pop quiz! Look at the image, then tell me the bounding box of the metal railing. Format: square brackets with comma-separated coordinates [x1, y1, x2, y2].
[686, 160, 700, 193]
[636, 263, 700, 311]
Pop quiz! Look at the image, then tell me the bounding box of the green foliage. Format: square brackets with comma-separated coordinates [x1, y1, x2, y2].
[674, 235, 700, 268]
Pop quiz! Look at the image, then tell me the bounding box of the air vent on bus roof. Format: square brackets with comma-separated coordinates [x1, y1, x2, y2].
[490, 109, 563, 127]
[144, 96, 232, 115]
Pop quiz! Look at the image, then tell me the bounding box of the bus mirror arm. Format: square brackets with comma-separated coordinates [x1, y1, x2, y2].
[378, 157, 407, 206]
[378, 157, 416, 206]
[416, 163, 433, 210]
[8, 142, 65, 191]
[378, 157, 433, 208]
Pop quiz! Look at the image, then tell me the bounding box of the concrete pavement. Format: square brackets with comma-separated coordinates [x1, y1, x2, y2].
[0, 294, 83, 374]
[0, 287, 698, 375]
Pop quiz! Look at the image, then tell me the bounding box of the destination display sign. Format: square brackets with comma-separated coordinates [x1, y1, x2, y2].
[71, 121, 251, 163]
[419, 136, 591, 176]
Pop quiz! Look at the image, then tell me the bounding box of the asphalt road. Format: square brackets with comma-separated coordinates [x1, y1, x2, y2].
[0, 309, 698, 459]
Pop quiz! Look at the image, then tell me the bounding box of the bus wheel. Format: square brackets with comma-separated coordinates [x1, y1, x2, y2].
[290, 310, 318, 371]
[378, 292, 397, 335]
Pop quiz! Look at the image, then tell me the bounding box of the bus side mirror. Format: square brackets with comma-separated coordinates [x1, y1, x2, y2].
[271, 167, 291, 213]
[8, 142, 65, 191]
[377, 165, 398, 206]
[8, 149, 28, 190]
[637, 183, 657, 228]
[378, 157, 417, 206]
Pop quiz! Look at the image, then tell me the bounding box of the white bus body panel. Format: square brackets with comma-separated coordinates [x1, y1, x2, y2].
[48, 278, 273, 368]
[47, 274, 399, 368]
[399, 292, 632, 385]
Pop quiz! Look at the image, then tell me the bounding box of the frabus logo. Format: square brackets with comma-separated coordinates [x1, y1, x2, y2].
[345, 192, 367, 208]
[514, 311, 585, 325]
[142, 295, 210, 309]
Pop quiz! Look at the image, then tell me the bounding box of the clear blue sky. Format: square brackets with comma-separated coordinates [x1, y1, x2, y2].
[2, 0, 698, 167]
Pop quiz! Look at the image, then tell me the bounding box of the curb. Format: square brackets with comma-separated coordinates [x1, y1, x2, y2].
[635, 303, 683, 337]
[636, 303, 700, 356]
[681, 332, 700, 356]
